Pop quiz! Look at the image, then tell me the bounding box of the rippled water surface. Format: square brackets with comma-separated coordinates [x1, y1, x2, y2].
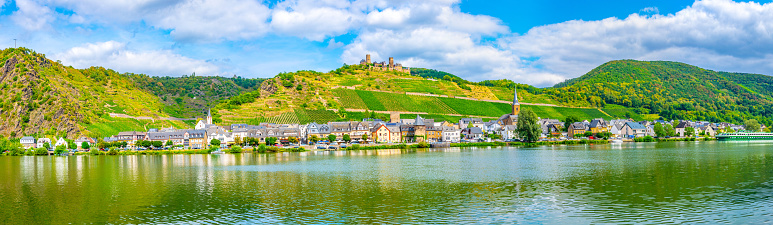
[1, 141, 772, 224]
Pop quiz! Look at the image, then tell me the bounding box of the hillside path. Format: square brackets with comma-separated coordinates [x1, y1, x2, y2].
[109, 113, 197, 121]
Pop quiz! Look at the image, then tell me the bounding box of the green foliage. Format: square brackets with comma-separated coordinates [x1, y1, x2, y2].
[744, 119, 761, 132]
[81, 142, 90, 150]
[54, 144, 66, 154]
[225, 146, 243, 153]
[685, 127, 695, 137]
[89, 149, 100, 155]
[564, 115, 579, 132]
[517, 108, 541, 142]
[210, 139, 221, 147]
[634, 136, 656, 142]
[257, 143, 267, 153]
[265, 137, 277, 146]
[549, 60, 773, 124]
[107, 148, 119, 155]
[34, 148, 48, 155]
[327, 134, 337, 143]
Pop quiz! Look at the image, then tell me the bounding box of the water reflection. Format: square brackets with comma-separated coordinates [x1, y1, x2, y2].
[0, 141, 772, 224]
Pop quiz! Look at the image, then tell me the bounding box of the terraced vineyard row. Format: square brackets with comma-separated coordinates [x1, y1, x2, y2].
[263, 112, 300, 124]
[371, 91, 458, 114]
[334, 89, 629, 120]
[438, 98, 510, 117]
[294, 109, 341, 124]
[333, 89, 367, 109]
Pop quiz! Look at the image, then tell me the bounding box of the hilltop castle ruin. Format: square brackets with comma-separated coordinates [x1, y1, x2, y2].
[360, 54, 410, 74]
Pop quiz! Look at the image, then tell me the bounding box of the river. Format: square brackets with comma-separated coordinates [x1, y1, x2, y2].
[1, 141, 771, 224]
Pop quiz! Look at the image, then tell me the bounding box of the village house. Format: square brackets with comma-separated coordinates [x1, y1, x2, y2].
[568, 122, 587, 139]
[588, 118, 608, 134]
[36, 138, 51, 149]
[459, 118, 484, 129]
[461, 127, 484, 141]
[675, 121, 690, 137]
[621, 122, 648, 138]
[55, 137, 68, 148]
[20, 136, 36, 149]
[442, 126, 462, 143]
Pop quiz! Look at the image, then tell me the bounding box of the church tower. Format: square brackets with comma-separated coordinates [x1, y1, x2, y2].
[206, 108, 213, 125]
[512, 86, 520, 115]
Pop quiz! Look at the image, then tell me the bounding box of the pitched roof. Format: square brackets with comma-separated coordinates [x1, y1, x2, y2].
[675, 121, 689, 128]
[415, 115, 425, 126]
[624, 122, 647, 130]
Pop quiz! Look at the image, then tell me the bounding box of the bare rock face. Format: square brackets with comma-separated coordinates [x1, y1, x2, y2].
[260, 78, 278, 96]
[0, 50, 83, 138]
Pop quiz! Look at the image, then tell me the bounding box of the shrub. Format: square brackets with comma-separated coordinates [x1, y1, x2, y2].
[107, 147, 119, 155]
[89, 149, 101, 155]
[258, 144, 267, 153]
[349, 144, 361, 150]
[225, 146, 243, 154]
[417, 142, 429, 148]
[34, 148, 48, 155]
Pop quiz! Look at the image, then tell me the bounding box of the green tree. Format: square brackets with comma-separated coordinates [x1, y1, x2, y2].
[564, 115, 580, 132]
[67, 140, 76, 150]
[152, 141, 163, 148]
[516, 108, 541, 143]
[287, 136, 298, 144]
[54, 144, 66, 154]
[744, 119, 761, 132]
[43, 142, 50, 150]
[654, 123, 666, 137]
[34, 147, 48, 155]
[81, 142, 90, 150]
[685, 127, 695, 137]
[361, 133, 368, 142]
[765, 127, 771, 133]
[309, 135, 319, 144]
[327, 134, 337, 143]
[342, 134, 351, 143]
[210, 139, 221, 147]
[665, 124, 676, 137]
[166, 140, 173, 146]
[266, 137, 278, 145]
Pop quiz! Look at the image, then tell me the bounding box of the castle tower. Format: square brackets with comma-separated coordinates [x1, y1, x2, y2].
[389, 57, 394, 68]
[512, 86, 520, 115]
[366, 54, 371, 64]
[207, 108, 213, 125]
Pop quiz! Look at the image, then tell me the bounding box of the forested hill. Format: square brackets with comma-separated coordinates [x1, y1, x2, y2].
[127, 74, 264, 118]
[546, 60, 773, 124]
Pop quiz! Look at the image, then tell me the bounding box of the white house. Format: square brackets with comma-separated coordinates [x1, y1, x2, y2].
[441, 126, 461, 143]
[36, 138, 52, 149]
[500, 125, 518, 140]
[20, 136, 36, 149]
[55, 137, 68, 148]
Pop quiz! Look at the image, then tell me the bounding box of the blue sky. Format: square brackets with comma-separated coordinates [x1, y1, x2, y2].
[1, 0, 772, 87]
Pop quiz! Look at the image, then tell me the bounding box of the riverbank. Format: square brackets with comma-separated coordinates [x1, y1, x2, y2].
[30, 138, 718, 156]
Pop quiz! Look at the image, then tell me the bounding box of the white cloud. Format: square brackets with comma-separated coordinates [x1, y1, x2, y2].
[342, 28, 561, 86]
[271, 6, 359, 41]
[503, 0, 773, 84]
[55, 41, 219, 76]
[11, 0, 55, 31]
[153, 0, 271, 42]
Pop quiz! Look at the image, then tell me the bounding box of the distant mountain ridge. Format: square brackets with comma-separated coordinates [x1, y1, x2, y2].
[546, 60, 773, 124]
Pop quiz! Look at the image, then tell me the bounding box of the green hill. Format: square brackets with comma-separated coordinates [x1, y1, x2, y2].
[0, 48, 189, 138]
[6, 47, 764, 138]
[547, 60, 773, 124]
[212, 64, 644, 124]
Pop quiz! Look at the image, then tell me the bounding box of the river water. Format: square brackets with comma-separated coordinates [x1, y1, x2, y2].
[1, 141, 771, 224]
